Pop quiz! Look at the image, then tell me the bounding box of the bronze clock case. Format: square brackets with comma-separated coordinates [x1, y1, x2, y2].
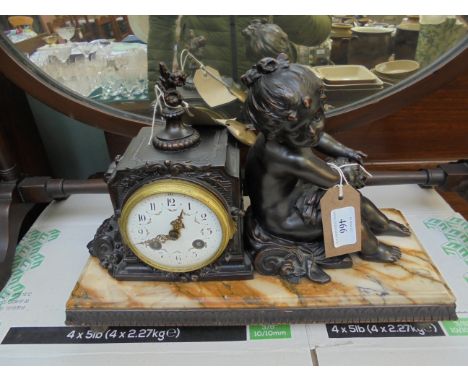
[88, 126, 253, 281]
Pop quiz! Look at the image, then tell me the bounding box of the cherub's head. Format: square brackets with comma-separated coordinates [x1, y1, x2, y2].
[241, 54, 325, 148]
[242, 19, 292, 63]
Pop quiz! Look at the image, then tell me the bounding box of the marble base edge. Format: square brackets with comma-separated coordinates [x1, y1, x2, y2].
[65, 304, 457, 327]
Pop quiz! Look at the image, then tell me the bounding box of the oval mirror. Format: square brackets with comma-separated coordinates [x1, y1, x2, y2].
[1, 15, 467, 137]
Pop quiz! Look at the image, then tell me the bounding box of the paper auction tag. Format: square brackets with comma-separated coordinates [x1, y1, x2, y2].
[320, 184, 362, 258]
[193, 66, 237, 107]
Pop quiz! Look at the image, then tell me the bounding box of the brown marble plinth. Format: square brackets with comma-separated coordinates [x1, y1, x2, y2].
[66, 210, 457, 326]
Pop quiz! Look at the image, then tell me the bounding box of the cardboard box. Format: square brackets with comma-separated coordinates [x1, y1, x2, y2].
[306, 185, 468, 365]
[0, 195, 312, 365]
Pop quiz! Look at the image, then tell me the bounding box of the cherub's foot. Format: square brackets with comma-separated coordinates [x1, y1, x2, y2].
[319, 254, 353, 269]
[306, 260, 331, 283]
[359, 242, 402, 263]
[376, 220, 411, 237]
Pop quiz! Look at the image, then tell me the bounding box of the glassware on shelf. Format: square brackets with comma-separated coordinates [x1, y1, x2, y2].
[31, 39, 149, 102]
[92, 39, 113, 56]
[53, 45, 72, 63]
[77, 42, 98, 60]
[56, 26, 76, 44]
[42, 34, 58, 46]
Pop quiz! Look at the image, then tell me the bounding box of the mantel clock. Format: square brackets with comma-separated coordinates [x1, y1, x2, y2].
[88, 63, 253, 281]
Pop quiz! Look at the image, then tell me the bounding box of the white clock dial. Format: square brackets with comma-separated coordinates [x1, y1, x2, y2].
[120, 179, 236, 272]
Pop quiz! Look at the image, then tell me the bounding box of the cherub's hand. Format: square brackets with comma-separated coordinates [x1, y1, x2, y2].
[345, 149, 367, 165]
[341, 164, 367, 189]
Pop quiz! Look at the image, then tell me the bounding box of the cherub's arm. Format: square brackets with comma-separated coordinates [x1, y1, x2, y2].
[315, 132, 367, 164]
[277, 149, 340, 189]
[276, 147, 366, 189]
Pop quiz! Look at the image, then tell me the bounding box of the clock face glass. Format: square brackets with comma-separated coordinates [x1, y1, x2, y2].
[124, 192, 224, 271]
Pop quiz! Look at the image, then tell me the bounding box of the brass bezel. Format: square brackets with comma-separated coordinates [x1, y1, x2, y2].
[119, 178, 236, 273]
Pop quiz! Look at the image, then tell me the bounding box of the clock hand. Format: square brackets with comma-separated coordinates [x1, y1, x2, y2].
[168, 210, 185, 239]
[136, 234, 168, 250]
[137, 210, 186, 249]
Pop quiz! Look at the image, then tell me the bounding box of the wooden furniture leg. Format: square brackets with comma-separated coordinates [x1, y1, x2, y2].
[0, 181, 34, 290]
[0, 123, 33, 290]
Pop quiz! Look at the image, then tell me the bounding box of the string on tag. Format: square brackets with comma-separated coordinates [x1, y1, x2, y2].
[179, 49, 235, 93]
[339, 163, 373, 178]
[148, 84, 194, 145]
[148, 85, 164, 145]
[327, 163, 348, 199]
[327, 162, 372, 199]
[180, 49, 205, 73]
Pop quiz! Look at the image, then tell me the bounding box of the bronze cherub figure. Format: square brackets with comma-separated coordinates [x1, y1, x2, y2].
[242, 54, 410, 283]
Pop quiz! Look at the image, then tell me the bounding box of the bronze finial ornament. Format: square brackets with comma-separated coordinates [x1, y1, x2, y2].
[152, 62, 200, 151]
[242, 54, 411, 284]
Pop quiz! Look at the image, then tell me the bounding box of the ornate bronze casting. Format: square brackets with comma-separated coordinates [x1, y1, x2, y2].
[88, 126, 253, 282]
[242, 54, 412, 284]
[152, 62, 201, 151]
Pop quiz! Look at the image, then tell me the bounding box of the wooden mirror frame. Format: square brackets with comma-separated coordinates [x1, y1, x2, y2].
[0, 33, 467, 137]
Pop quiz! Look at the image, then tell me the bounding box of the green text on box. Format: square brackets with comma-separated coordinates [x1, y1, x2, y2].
[249, 324, 292, 340]
[442, 318, 468, 336]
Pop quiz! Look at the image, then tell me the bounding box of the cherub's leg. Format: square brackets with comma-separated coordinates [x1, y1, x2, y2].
[361, 196, 410, 237]
[359, 221, 402, 263]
